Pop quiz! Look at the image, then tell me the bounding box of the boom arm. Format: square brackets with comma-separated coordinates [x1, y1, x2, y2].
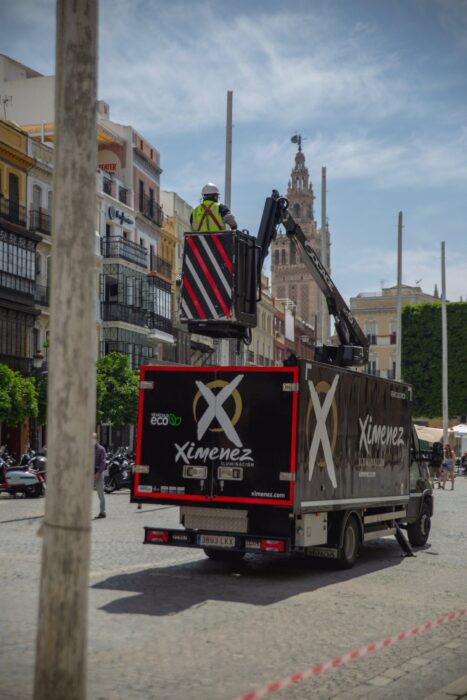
[257, 191, 369, 368]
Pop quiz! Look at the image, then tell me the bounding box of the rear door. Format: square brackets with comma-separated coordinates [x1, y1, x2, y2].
[132, 365, 298, 507]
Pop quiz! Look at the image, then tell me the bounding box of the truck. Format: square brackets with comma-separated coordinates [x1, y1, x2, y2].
[131, 192, 433, 568]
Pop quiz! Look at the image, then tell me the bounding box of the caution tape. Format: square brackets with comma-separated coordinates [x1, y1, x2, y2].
[234, 608, 466, 700]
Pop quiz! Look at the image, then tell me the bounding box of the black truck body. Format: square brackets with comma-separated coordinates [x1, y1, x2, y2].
[132, 361, 432, 566]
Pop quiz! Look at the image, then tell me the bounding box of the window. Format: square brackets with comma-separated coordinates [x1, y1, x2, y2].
[47, 190, 52, 215]
[0, 232, 35, 281]
[150, 148, 153, 159]
[365, 320, 377, 345]
[139, 180, 144, 210]
[33, 185, 42, 211]
[140, 237, 144, 248]
[289, 241, 296, 264]
[293, 203, 301, 218]
[274, 250, 280, 266]
[281, 249, 287, 265]
[105, 224, 111, 238]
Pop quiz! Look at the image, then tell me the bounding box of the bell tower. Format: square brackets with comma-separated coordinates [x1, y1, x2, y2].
[271, 135, 328, 342]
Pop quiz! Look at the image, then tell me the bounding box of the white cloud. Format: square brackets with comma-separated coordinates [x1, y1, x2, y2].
[97, 2, 417, 135]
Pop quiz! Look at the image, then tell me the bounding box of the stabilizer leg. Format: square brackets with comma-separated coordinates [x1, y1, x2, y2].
[395, 522, 415, 557]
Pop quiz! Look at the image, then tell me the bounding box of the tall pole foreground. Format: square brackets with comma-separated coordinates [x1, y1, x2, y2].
[395, 212, 403, 381]
[224, 90, 233, 209]
[34, 2, 98, 699]
[320, 166, 328, 344]
[441, 241, 449, 446]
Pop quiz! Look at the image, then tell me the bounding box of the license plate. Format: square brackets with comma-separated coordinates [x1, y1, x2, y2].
[198, 534, 235, 548]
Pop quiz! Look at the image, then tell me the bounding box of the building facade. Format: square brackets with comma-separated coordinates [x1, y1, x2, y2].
[271, 141, 330, 342]
[350, 285, 438, 378]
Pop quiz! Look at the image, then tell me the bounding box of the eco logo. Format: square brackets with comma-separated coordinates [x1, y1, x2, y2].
[192, 374, 244, 447]
[150, 412, 182, 427]
[306, 376, 339, 488]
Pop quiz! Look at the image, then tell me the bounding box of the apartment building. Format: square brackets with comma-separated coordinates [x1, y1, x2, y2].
[350, 284, 438, 378]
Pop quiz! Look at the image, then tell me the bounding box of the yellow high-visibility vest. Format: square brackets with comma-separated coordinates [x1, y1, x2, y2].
[191, 200, 226, 232]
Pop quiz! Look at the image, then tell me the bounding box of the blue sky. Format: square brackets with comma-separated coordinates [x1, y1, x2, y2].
[1, 0, 467, 303]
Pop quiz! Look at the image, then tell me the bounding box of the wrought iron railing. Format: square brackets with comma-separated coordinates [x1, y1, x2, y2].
[0, 195, 27, 227]
[139, 193, 164, 227]
[0, 271, 35, 297]
[29, 209, 51, 235]
[150, 251, 172, 279]
[101, 236, 147, 267]
[101, 301, 147, 327]
[0, 354, 31, 375]
[146, 311, 172, 334]
[34, 283, 49, 306]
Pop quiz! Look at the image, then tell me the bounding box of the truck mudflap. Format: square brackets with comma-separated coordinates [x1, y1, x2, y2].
[144, 527, 290, 554]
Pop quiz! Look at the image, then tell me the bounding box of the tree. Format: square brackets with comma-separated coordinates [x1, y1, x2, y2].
[401, 302, 467, 418]
[96, 352, 139, 427]
[0, 363, 38, 425]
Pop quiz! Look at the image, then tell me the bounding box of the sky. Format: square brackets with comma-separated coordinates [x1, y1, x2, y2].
[1, 0, 467, 303]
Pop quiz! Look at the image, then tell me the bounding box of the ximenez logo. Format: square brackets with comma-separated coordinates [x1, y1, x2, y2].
[174, 442, 253, 464]
[151, 413, 182, 427]
[359, 414, 404, 454]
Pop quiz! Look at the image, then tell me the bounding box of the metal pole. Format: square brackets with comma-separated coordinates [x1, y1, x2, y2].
[320, 166, 327, 344]
[441, 241, 449, 445]
[34, 2, 98, 699]
[395, 212, 403, 381]
[224, 90, 233, 209]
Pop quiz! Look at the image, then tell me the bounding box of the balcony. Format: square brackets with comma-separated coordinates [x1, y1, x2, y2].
[146, 311, 172, 335]
[150, 251, 172, 279]
[30, 209, 51, 235]
[101, 301, 147, 327]
[390, 331, 397, 345]
[0, 195, 27, 228]
[0, 270, 34, 299]
[34, 283, 49, 306]
[101, 236, 147, 268]
[366, 333, 377, 345]
[0, 354, 31, 375]
[139, 193, 164, 227]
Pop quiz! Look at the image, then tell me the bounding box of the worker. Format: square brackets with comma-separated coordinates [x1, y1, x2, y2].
[190, 183, 238, 232]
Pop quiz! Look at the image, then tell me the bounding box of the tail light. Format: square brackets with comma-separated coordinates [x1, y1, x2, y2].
[260, 539, 285, 553]
[146, 530, 169, 543]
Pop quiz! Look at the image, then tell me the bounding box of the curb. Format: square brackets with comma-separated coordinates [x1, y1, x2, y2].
[424, 676, 467, 700]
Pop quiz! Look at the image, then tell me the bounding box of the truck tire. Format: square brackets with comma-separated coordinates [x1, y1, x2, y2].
[203, 548, 245, 563]
[407, 502, 431, 547]
[337, 515, 360, 569]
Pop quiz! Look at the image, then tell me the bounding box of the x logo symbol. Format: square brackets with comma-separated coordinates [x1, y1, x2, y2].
[195, 375, 244, 447]
[307, 375, 339, 488]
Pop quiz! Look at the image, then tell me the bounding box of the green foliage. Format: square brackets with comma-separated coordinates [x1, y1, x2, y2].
[401, 302, 467, 418]
[36, 376, 48, 426]
[96, 352, 139, 427]
[0, 364, 38, 425]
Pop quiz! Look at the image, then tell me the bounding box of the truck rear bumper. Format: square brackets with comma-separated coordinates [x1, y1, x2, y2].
[144, 526, 290, 554]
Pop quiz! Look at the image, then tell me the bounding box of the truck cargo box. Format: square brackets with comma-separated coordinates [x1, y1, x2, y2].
[132, 361, 412, 513]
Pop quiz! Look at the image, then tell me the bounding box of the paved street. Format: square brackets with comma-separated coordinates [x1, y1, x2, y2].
[1, 479, 466, 700]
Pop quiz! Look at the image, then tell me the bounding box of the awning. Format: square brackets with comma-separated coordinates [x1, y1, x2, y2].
[414, 425, 445, 445]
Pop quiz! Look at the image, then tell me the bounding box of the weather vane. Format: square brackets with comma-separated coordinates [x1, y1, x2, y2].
[291, 132, 306, 151]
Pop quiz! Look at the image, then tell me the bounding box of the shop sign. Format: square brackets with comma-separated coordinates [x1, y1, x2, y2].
[108, 205, 134, 226]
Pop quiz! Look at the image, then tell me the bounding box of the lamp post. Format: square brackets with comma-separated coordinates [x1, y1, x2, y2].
[31, 351, 46, 452]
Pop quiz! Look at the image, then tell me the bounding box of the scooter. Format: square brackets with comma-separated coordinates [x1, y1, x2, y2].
[0, 457, 45, 498]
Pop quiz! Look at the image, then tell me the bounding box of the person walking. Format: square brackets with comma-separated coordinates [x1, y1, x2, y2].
[190, 183, 238, 232]
[440, 443, 456, 490]
[93, 432, 107, 518]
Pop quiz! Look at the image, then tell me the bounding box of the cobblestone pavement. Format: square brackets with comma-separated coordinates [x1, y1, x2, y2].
[1, 478, 466, 700]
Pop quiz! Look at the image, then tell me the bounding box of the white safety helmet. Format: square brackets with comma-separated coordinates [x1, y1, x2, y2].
[201, 183, 220, 198]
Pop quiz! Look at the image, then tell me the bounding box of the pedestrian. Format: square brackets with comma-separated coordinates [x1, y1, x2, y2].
[190, 183, 238, 232]
[93, 432, 107, 518]
[440, 444, 456, 490]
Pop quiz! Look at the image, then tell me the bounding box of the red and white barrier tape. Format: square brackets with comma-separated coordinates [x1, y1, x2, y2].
[234, 608, 466, 700]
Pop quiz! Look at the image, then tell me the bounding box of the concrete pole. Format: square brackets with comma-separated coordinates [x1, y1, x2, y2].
[395, 212, 403, 381]
[441, 241, 449, 445]
[224, 90, 233, 209]
[34, 2, 98, 699]
[320, 167, 327, 344]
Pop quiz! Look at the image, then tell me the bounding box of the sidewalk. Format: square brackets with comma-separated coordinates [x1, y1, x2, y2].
[424, 676, 467, 699]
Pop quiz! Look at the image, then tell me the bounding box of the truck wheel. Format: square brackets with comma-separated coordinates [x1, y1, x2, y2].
[203, 548, 245, 563]
[338, 516, 360, 569]
[407, 503, 431, 547]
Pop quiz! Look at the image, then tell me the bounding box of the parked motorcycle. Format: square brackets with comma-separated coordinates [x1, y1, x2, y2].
[19, 449, 47, 480]
[104, 447, 134, 493]
[0, 456, 45, 498]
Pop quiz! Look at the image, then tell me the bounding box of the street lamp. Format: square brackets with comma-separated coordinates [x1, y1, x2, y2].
[31, 351, 46, 451]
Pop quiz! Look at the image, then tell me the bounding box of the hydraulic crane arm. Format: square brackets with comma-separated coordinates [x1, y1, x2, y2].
[257, 190, 369, 368]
